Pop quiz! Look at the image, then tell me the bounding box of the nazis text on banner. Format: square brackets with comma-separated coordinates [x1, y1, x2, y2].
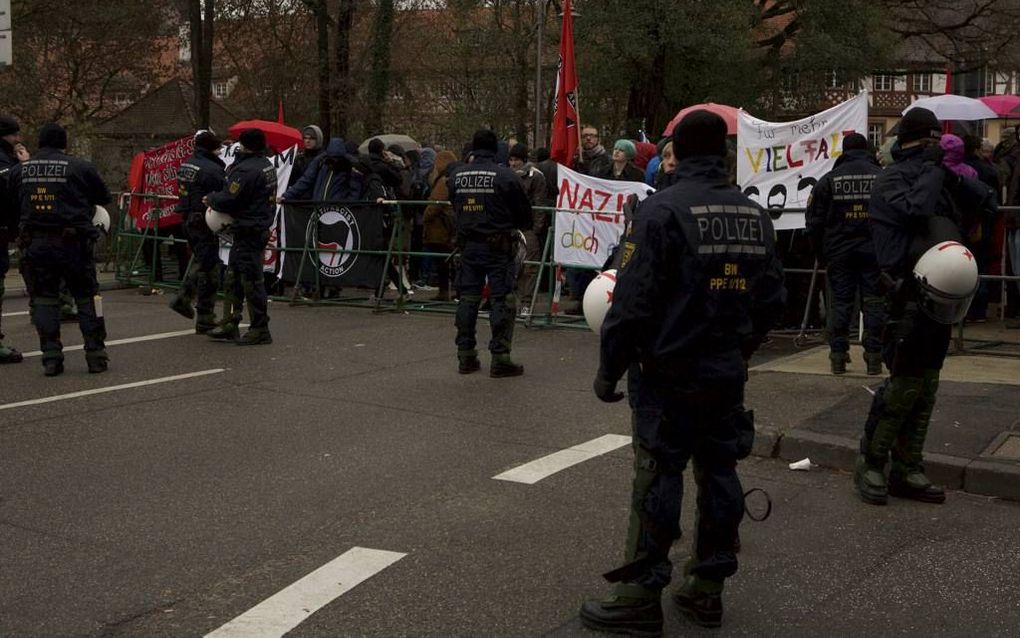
[553, 163, 654, 268]
[127, 136, 194, 230]
[737, 92, 868, 231]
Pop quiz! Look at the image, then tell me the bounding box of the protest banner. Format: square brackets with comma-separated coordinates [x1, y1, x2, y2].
[553, 163, 654, 268]
[737, 92, 868, 230]
[279, 203, 388, 289]
[217, 143, 295, 273]
[127, 135, 193, 229]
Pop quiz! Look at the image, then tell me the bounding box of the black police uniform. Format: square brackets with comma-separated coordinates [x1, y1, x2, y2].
[857, 143, 988, 503]
[447, 150, 532, 370]
[804, 148, 884, 363]
[588, 156, 785, 623]
[171, 148, 226, 330]
[0, 141, 23, 362]
[10, 147, 112, 372]
[206, 150, 277, 340]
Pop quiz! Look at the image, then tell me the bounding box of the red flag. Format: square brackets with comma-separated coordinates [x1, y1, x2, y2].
[550, 0, 579, 166]
[277, 98, 285, 124]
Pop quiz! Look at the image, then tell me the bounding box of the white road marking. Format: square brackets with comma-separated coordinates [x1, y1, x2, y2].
[0, 369, 225, 411]
[493, 434, 632, 485]
[1, 310, 30, 317]
[21, 325, 249, 358]
[205, 547, 407, 638]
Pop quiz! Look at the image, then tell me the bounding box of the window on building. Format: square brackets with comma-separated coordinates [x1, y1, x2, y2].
[825, 69, 839, 89]
[212, 81, 229, 99]
[912, 73, 931, 93]
[867, 123, 884, 148]
[872, 74, 895, 92]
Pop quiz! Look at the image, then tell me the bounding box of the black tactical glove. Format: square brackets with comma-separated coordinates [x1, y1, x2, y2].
[593, 373, 625, 403]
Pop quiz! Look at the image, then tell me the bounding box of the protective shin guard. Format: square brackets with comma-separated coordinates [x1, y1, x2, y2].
[75, 297, 107, 352]
[889, 370, 945, 503]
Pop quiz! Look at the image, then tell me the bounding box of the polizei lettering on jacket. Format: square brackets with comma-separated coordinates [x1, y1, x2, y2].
[831, 174, 874, 201]
[690, 204, 766, 255]
[454, 170, 497, 195]
[22, 159, 69, 184]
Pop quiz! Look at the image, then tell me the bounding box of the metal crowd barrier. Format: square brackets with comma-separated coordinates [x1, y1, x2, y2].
[110, 194, 1020, 354]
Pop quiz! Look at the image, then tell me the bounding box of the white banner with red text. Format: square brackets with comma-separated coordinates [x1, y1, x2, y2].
[218, 143, 296, 272]
[553, 163, 654, 268]
[736, 92, 868, 231]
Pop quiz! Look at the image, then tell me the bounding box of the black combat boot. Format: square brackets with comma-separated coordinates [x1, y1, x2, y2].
[85, 350, 109, 374]
[169, 295, 195, 320]
[208, 322, 240, 341]
[195, 313, 217, 335]
[672, 576, 724, 628]
[888, 471, 945, 504]
[853, 453, 888, 506]
[490, 353, 524, 378]
[829, 351, 850, 375]
[0, 340, 23, 364]
[236, 330, 272, 346]
[43, 359, 64, 377]
[579, 594, 663, 636]
[458, 350, 481, 374]
[864, 351, 883, 376]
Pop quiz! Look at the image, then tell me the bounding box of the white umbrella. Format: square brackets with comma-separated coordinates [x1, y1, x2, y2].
[903, 95, 998, 121]
[358, 134, 420, 154]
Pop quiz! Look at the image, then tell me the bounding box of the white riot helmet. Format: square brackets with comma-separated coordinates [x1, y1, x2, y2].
[912, 241, 979, 324]
[205, 207, 234, 234]
[92, 205, 111, 234]
[582, 269, 617, 334]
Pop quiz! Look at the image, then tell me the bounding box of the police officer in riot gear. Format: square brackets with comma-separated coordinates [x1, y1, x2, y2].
[205, 128, 277, 345]
[169, 130, 226, 333]
[805, 132, 885, 375]
[856, 107, 992, 505]
[447, 129, 533, 377]
[0, 115, 26, 364]
[580, 111, 786, 635]
[9, 123, 112, 376]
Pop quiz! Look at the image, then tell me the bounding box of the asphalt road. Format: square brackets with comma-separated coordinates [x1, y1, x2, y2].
[2, 291, 1018, 637]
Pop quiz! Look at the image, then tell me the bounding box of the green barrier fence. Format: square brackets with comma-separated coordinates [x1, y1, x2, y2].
[111, 193, 1020, 352]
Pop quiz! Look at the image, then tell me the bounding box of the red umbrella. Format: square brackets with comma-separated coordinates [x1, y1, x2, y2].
[978, 95, 1020, 117]
[227, 119, 302, 153]
[663, 103, 739, 137]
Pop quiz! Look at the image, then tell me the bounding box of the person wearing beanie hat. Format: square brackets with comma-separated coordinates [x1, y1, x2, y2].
[606, 138, 644, 182]
[7, 121, 114, 375]
[803, 131, 884, 376]
[0, 114, 25, 363]
[167, 129, 228, 332]
[853, 105, 994, 507]
[447, 128, 533, 377]
[204, 126, 278, 345]
[580, 109, 786, 634]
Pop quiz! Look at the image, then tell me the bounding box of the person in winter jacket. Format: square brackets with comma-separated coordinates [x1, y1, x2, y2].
[281, 138, 384, 204]
[288, 125, 324, 188]
[422, 150, 459, 300]
[602, 139, 645, 182]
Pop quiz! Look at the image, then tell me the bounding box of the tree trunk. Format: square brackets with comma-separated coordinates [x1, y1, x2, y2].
[198, 0, 214, 129]
[314, 0, 331, 137]
[365, 0, 394, 135]
[626, 44, 666, 137]
[331, 0, 355, 137]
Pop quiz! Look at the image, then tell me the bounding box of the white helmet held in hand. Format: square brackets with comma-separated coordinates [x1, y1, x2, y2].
[582, 269, 617, 334]
[912, 240, 979, 324]
[205, 207, 234, 234]
[93, 205, 111, 234]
